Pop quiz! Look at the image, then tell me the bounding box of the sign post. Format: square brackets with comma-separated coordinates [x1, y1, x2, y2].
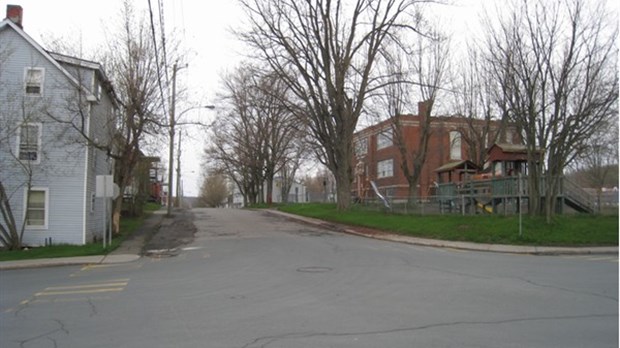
[96, 175, 119, 248]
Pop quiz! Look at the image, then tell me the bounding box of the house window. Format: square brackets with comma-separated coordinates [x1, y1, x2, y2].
[355, 137, 368, 157]
[377, 159, 394, 178]
[25, 188, 48, 228]
[376, 129, 392, 150]
[24, 67, 44, 95]
[450, 131, 462, 160]
[17, 123, 42, 163]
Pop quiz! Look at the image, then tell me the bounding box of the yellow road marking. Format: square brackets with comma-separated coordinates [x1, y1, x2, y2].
[44, 282, 128, 291]
[587, 257, 617, 262]
[35, 288, 125, 296]
[30, 296, 111, 304]
[34, 280, 129, 296]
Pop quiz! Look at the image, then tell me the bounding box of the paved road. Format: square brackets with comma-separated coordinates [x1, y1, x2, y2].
[1, 208, 617, 347]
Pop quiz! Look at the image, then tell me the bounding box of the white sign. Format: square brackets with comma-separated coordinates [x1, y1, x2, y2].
[96, 175, 114, 198]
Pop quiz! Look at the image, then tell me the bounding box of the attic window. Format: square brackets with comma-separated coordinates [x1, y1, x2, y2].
[24, 67, 44, 95]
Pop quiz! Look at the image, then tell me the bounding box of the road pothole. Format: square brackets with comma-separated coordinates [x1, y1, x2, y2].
[296, 266, 333, 273]
[144, 248, 179, 258]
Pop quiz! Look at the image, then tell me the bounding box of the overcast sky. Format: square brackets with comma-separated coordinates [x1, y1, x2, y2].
[3, 0, 616, 196]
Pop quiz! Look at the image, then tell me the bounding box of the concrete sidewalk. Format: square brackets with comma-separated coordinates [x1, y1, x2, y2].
[266, 209, 619, 256]
[0, 209, 167, 271]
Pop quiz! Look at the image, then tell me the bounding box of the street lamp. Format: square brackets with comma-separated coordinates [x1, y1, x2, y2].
[174, 106, 214, 208]
[167, 63, 215, 216]
[167, 104, 214, 215]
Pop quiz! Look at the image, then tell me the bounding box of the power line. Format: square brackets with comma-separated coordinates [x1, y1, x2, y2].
[147, 0, 169, 118]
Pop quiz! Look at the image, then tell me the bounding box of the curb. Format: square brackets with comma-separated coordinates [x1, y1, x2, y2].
[266, 209, 619, 256]
[0, 254, 141, 271]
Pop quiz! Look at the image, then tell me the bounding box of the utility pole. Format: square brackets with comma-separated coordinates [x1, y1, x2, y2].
[167, 62, 178, 217]
[175, 130, 182, 208]
[166, 61, 214, 215]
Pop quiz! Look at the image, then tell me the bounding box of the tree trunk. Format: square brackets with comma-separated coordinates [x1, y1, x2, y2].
[112, 196, 122, 235]
[265, 172, 274, 205]
[335, 175, 351, 211]
[334, 159, 353, 211]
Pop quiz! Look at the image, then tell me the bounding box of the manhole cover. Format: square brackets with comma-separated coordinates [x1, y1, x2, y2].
[296, 266, 333, 273]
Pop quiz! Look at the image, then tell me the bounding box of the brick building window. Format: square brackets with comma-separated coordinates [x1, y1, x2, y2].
[376, 129, 392, 150]
[377, 159, 394, 178]
[450, 131, 462, 160]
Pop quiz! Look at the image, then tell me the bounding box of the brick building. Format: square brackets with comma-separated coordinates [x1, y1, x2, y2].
[352, 102, 516, 199]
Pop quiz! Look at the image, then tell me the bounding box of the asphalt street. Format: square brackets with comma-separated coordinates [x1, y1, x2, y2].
[1, 208, 618, 347]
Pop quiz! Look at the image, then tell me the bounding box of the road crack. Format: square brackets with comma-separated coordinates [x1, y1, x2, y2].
[18, 318, 69, 348]
[240, 313, 616, 348]
[87, 298, 98, 317]
[515, 277, 618, 302]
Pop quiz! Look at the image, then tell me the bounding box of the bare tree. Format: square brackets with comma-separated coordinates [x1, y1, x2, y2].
[199, 171, 229, 207]
[237, 0, 423, 210]
[207, 66, 268, 205]
[207, 64, 303, 205]
[450, 47, 508, 168]
[279, 137, 310, 203]
[384, 29, 449, 202]
[574, 120, 619, 212]
[483, 0, 618, 221]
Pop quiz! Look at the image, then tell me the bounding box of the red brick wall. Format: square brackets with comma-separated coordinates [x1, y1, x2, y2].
[353, 113, 507, 199]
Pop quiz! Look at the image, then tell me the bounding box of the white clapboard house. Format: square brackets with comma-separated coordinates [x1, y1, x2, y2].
[1, 7, 116, 246]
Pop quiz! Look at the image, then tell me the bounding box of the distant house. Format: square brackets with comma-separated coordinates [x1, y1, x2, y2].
[122, 155, 164, 215]
[226, 176, 308, 208]
[0, 8, 117, 245]
[267, 177, 308, 204]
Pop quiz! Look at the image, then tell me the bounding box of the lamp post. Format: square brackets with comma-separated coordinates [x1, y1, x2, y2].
[166, 65, 214, 215]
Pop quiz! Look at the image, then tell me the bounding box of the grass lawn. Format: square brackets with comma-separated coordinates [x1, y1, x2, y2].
[278, 203, 619, 247]
[0, 203, 162, 262]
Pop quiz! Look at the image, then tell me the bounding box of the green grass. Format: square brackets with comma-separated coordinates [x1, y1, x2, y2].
[278, 203, 619, 246]
[0, 205, 163, 262]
